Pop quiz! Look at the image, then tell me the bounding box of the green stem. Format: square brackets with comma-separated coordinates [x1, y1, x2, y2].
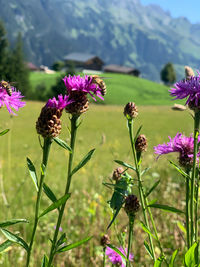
[26, 137, 52, 267]
[47, 115, 79, 267]
[103, 247, 106, 267]
[190, 112, 200, 244]
[126, 215, 134, 267]
[127, 119, 155, 261]
[186, 171, 191, 249]
[195, 173, 199, 243]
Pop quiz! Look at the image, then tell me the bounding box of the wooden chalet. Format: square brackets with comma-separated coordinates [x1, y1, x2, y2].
[63, 53, 104, 71]
[104, 64, 140, 76]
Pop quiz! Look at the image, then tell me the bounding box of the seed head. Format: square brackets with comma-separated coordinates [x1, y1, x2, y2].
[36, 107, 62, 138]
[135, 134, 148, 152]
[124, 102, 138, 119]
[124, 195, 140, 216]
[112, 167, 124, 181]
[100, 234, 110, 247]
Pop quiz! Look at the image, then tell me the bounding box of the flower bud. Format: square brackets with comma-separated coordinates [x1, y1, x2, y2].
[112, 167, 124, 181]
[135, 134, 148, 152]
[36, 107, 62, 138]
[124, 195, 140, 216]
[100, 234, 110, 247]
[65, 91, 89, 115]
[124, 102, 138, 119]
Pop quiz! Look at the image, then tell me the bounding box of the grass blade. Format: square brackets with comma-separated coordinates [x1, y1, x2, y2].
[0, 129, 9, 136]
[0, 240, 13, 252]
[148, 203, 184, 214]
[57, 236, 92, 253]
[114, 160, 136, 171]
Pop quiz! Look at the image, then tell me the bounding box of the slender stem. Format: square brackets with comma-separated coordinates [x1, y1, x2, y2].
[186, 172, 191, 249]
[103, 247, 106, 267]
[195, 173, 199, 243]
[190, 112, 200, 244]
[126, 215, 134, 267]
[47, 115, 79, 267]
[26, 137, 52, 267]
[127, 119, 155, 261]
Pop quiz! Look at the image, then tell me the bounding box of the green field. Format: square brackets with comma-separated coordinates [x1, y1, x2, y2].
[29, 72, 184, 106]
[0, 100, 192, 266]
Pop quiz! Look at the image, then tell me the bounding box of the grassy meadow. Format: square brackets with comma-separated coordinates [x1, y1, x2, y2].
[0, 98, 193, 266]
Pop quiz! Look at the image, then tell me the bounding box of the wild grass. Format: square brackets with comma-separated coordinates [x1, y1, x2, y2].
[0, 101, 192, 266]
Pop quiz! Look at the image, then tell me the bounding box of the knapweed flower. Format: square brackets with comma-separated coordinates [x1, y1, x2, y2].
[124, 194, 140, 216]
[135, 134, 148, 152]
[0, 81, 25, 115]
[36, 95, 70, 138]
[124, 102, 138, 119]
[169, 75, 200, 110]
[154, 133, 200, 167]
[63, 75, 104, 115]
[106, 246, 133, 267]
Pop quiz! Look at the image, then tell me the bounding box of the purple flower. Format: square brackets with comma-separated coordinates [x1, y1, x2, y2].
[169, 75, 200, 108]
[154, 133, 200, 167]
[46, 94, 71, 110]
[63, 75, 104, 101]
[106, 246, 133, 267]
[0, 84, 25, 115]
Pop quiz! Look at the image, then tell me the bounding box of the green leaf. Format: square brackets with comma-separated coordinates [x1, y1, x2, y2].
[105, 244, 128, 262]
[0, 240, 13, 252]
[1, 229, 29, 251]
[145, 180, 160, 198]
[148, 203, 184, 214]
[57, 236, 92, 253]
[0, 129, 9, 136]
[177, 221, 186, 234]
[0, 219, 28, 228]
[43, 183, 58, 204]
[185, 242, 198, 267]
[39, 193, 71, 218]
[41, 255, 49, 267]
[144, 240, 154, 259]
[53, 137, 72, 152]
[71, 149, 95, 176]
[134, 125, 143, 143]
[154, 257, 164, 267]
[141, 167, 151, 176]
[56, 233, 67, 248]
[27, 158, 38, 192]
[169, 249, 178, 267]
[147, 199, 157, 206]
[140, 222, 157, 240]
[169, 160, 190, 179]
[114, 160, 136, 171]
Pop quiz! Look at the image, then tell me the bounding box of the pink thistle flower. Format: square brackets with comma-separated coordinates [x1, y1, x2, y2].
[63, 75, 104, 101]
[106, 246, 133, 267]
[0, 83, 25, 115]
[154, 133, 200, 167]
[169, 75, 200, 109]
[46, 94, 71, 110]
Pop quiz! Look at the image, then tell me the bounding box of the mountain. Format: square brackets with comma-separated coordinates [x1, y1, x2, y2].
[1, 0, 200, 81]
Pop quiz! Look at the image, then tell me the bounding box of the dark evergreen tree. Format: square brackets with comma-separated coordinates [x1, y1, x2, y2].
[8, 33, 30, 96]
[160, 62, 176, 85]
[0, 20, 9, 79]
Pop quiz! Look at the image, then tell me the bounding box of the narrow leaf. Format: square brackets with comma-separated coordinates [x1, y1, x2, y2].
[146, 199, 157, 207]
[114, 160, 136, 171]
[27, 158, 38, 191]
[185, 242, 198, 267]
[53, 137, 72, 152]
[169, 250, 178, 267]
[0, 240, 13, 252]
[154, 257, 164, 267]
[169, 160, 190, 179]
[1, 229, 28, 251]
[177, 221, 186, 234]
[145, 180, 160, 198]
[41, 255, 49, 267]
[39, 193, 71, 218]
[105, 244, 128, 262]
[43, 183, 58, 204]
[57, 236, 92, 253]
[0, 219, 28, 228]
[71, 149, 95, 176]
[148, 203, 184, 214]
[134, 125, 143, 143]
[140, 222, 157, 240]
[0, 129, 9, 136]
[56, 233, 67, 248]
[141, 167, 151, 176]
[144, 240, 154, 259]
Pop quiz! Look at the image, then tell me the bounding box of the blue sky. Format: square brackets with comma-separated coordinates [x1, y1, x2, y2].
[140, 0, 200, 24]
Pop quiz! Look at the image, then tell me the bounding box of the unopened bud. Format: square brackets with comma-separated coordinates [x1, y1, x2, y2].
[100, 234, 110, 247]
[135, 134, 148, 152]
[124, 195, 140, 216]
[124, 102, 138, 119]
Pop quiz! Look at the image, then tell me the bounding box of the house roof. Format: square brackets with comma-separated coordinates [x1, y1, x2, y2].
[26, 62, 39, 70]
[104, 64, 139, 74]
[64, 52, 100, 63]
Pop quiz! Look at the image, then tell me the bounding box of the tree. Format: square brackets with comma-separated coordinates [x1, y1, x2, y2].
[160, 62, 176, 85]
[0, 20, 9, 79]
[7, 33, 30, 96]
